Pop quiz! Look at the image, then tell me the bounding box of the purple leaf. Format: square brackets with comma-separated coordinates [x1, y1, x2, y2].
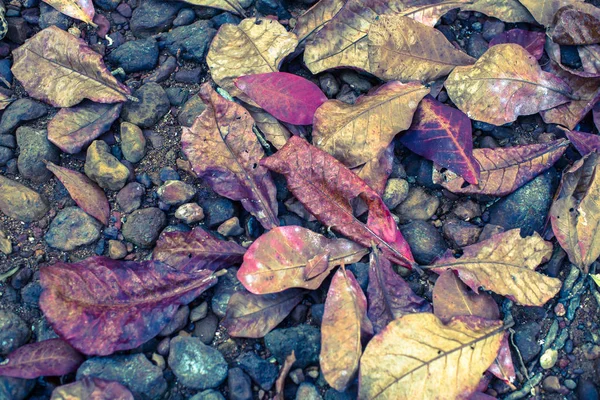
[565, 129, 600, 156]
[489, 29, 545, 60]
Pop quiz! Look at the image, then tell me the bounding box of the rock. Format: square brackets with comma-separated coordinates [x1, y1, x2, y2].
[339, 71, 372, 92]
[117, 3, 132, 17]
[482, 19, 505, 41]
[130, 0, 183, 38]
[120, 122, 147, 163]
[296, 383, 323, 400]
[108, 37, 159, 73]
[0, 175, 49, 222]
[256, 0, 291, 19]
[382, 178, 409, 210]
[122, 83, 171, 128]
[168, 336, 228, 390]
[540, 348, 558, 369]
[467, 33, 488, 58]
[166, 87, 189, 106]
[39, 2, 71, 30]
[217, 217, 244, 236]
[236, 352, 278, 391]
[175, 68, 203, 84]
[122, 207, 167, 248]
[85, 140, 130, 191]
[543, 376, 561, 392]
[264, 325, 321, 369]
[158, 305, 189, 336]
[0, 309, 30, 355]
[0, 98, 46, 135]
[451, 199, 481, 220]
[399, 221, 447, 265]
[193, 313, 218, 344]
[311, 304, 325, 324]
[577, 380, 599, 400]
[0, 146, 13, 166]
[117, 182, 145, 213]
[94, 0, 120, 11]
[228, 367, 252, 400]
[514, 321, 541, 363]
[157, 180, 196, 206]
[108, 240, 128, 259]
[489, 169, 558, 237]
[21, 281, 42, 306]
[0, 376, 35, 400]
[0, 230, 11, 254]
[157, 20, 216, 63]
[173, 8, 196, 27]
[561, 45, 582, 70]
[319, 73, 339, 98]
[16, 127, 59, 182]
[211, 12, 241, 28]
[190, 390, 226, 400]
[175, 203, 204, 224]
[178, 92, 208, 127]
[583, 344, 600, 360]
[190, 302, 208, 322]
[0, 134, 15, 148]
[211, 268, 243, 318]
[144, 56, 178, 84]
[395, 187, 439, 222]
[45, 207, 102, 251]
[442, 219, 482, 247]
[201, 198, 235, 228]
[77, 353, 167, 399]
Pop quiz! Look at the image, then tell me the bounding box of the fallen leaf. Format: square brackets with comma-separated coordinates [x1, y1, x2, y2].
[153, 227, 246, 273]
[445, 44, 572, 125]
[353, 144, 395, 196]
[549, 3, 600, 45]
[235, 72, 327, 125]
[545, 39, 600, 78]
[51, 377, 134, 400]
[433, 139, 568, 196]
[564, 129, 600, 156]
[41, 0, 95, 25]
[579, 45, 600, 75]
[518, 0, 584, 26]
[244, 103, 291, 149]
[368, 248, 431, 333]
[45, 162, 110, 225]
[367, 15, 476, 83]
[39, 256, 217, 355]
[487, 335, 516, 385]
[430, 229, 562, 306]
[12, 26, 130, 107]
[222, 289, 304, 338]
[596, 102, 600, 131]
[293, 0, 347, 43]
[0, 91, 13, 111]
[321, 268, 372, 391]
[207, 18, 298, 99]
[358, 313, 504, 400]
[462, 0, 536, 23]
[401, 95, 480, 185]
[398, 0, 474, 27]
[262, 137, 415, 268]
[304, 252, 331, 280]
[313, 81, 429, 168]
[0, 339, 83, 379]
[176, 0, 247, 16]
[274, 351, 296, 400]
[181, 84, 279, 230]
[237, 226, 368, 294]
[47, 101, 122, 154]
[550, 152, 600, 272]
[488, 29, 546, 60]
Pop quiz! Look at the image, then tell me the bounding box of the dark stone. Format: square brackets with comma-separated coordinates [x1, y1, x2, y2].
[211, 12, 241, 28]
[117, 182, 145, 213]
[122, 83, 170, 128]
[6, 17, 32, 44]
[0, 59, 13, 88]
[339, 71, 372, 92]
[21, 281, 42, 306]
[0, 134, 15, 148]
[190, 390, 226, 400]
[0, 376, 35, 400]
[436, 25, 455, 43]
[45, 207, 102, 251]
[236, 352, 279, 391]
[144, 56, 178, 83]
[577, 380, 599, 400]
[0, 309, 30, 355]
[0, 98, 47, 135]
[39, 2, 71, 30]
[157, 20, 216, 63]
[319, 73, 339, 98]
[347, 262, 369, 292]
[264, 325, 321, 369]
[93, 0, 121, 11]
[200, 197, 235, 228]
[178, 95, 207, 127]
[193, 313, 218, 344]
[159, 167, 180, 182]
[175, 68, 203, 84]
[513, 321, 541, 363]
[399, 221, 448, 265]
[561, 45, 582, 70]
[256, 0, 291, 19]
[130, 0, 184, 38]
[467, 33, 488, 58]
[166, 87, 189, 106]
[173, 8, 196, 27]
[228, 367, 252, 400]
[11, 267, 32, 289]
[482, 19, 505, 41]
[310, 304, 324, 325]
[0, 146, 14, 166]
[168, 336, 228, 389]
[122, 207, 167, 248]
[108, 37, 159, 73]
[117, 3, 133, 17]
[16, 127, 60, 182]
[211, 268, 243, 318]
[21, 8, 40, 25]
[158, 305, 189, 336]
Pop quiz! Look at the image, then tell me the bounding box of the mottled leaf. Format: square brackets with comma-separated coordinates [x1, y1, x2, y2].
[262, 137, 415, 267]
[46, 162, 110, 225]
[398, 0, 473, 27]
[304, 252, 330, 280]
[462, 0, 536, 23]
[518, 0, 584, 26]
[580, 45, 600, 75]
[181, 84, 279, 230]
[488, 335, 516, 385]
[488, 29, 545, 60]
[565, 129, 600, 156]
[294, 0, 347, 42]
[235, 72, 327, 125]
[401, 95, 480, 185]
[353, 144, 395, 196]
[321, 269, 372, 391]
[47, 101, 122, 154]
[51, 377, 134, 400]
[274, 351, 296, 400]
[445, 44, 572, 125]
[313, 81, 428, 168]
[549, 3, 600, 45]
[359, 313, 504, 400]
[0, 339, 83, 379]
[39, 256, 217, 355]
[368, 248, 431, 333]
[12, 26, 130, 108]
[153, 227, 246, 272]
[431, 229, 561, 306]
[237, 226, 368, 294]
[41, 0, 95, 25]
[244, 103, 291, 149]
[176, 0, 247, 15]
[545, 39, 600, 78]
[222, 289, 304, 338]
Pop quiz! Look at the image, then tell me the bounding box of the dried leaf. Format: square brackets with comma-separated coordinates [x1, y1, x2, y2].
[274, 351, 296, 400]
[431, 229, 561, 306]
[0, 339, 83, 379]
[368, 15, 476, 83]
[39, 256, 217, 355]
[153, 227, 246, 273]
[222, 289, 304, 338]
[321, 269, 372, 391]
[237, 226, 368, 294]
[488, 334, 516, 385]
[433, 139, 568, 196]
[445, 44, 572, 125]
[353, 144, 395, 196]
[401, 95, 479, 185]
[549, 3, 600, 45]
[262, 137, 415, 267]
[462, 0, 536, 23]
[518, 0, 584, 26]
[46, 162, 110, 225]
[244, 103, 291, 150]
[550, 152, 600, 272]
[12, 26, 130, 108]
[398, 0, 474, 27]
[545, 39, 600, 78]
[488, 29, 546, 60]
[294, 0, 347, 42]
[51, 377, 134, 400]
[580, 45, 600, 75]
[181, 84, 279, 230]
[304, 252, 331, 280]
[0, 92, 13, 111]
[358, 313, 504, 400]
[565, 129, 600, 156]
[41, 0, 95, 25]
[313, 81, 429, 168]
[368, 248, 431, 333]
[176, 0, 247, 15]
[47, 101, 122, 154]
[207, 18, 298, 99]
[235, 72, 327, 125]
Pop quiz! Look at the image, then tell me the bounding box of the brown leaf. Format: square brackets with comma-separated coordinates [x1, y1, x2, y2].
[274, 351, 296, 400]
[313, 81, 429, 168]
[431, 229, 562, 306]
[12, 26, 130, 108]
[549, 3, 600, 45]
[580, 45, 600, 75]
[550, 152, 600, 272]
[352, 144, 394, 196]
[367, 15, 476, 82]
[398, 0, 473, 27]
[304, 252, 330, 280]
[244, 103, 291, 150]
[433, 139, 568, 196]
[176, 0, 247, 15]
[359, 313, 504, 400]
[51, 377, 134, 400]
[0, 91, 13, 111]
[519, 0, 585, 26]
[294, 0, 347, 43]
[445, 44, 572, 125]
[206, 18, 298, 99]
[321, 268, 372, 391]
[41, 0, 95, 25]
[545, 39, 600, 78]
[462, 0, 536, 23]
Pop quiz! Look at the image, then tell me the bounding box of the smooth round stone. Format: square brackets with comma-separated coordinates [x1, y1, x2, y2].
[44, 207, 101, 251]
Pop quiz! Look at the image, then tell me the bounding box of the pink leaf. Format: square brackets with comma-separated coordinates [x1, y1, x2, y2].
[565, 129, 600, 156]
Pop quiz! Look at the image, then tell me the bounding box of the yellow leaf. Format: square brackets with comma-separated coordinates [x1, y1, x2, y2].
[41, 0, 95, 26]
[176, 0, 248, 16]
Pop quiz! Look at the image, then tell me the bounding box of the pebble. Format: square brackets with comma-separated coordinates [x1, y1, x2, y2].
[395, 187, 439, 222]
[178, 95, 207, 127]
[157, 20, 216, 63]
[166, 87, 189, 106]
[382, 178, 409, 210]
[296, 382, 323, 400]
[583, 344, 600, 360]
[201, 198, 236, 228]
[0, 146, 13, 166]
[94, 0, 120, 10]
[0, 309, 30, 355]
[173, 8, 196, 27]
[543, 376, 561, 392]
[0, 230, 11, 254]
[193, 313, 218, 344]
[157, 180, 196, 206]
[466, 33, 489, 58]
[0, 98, 46, 135]
[190, 302, 208, 322]
[577, 380, 599, 400]
[190, 390, 226, 400]
[85, 140, 130, 191]
[211, 268, 244, 318]
[116, 182, 145, 213]
[211, 12, 241, 28]
[319, 73, 340, 98]
[561, 45, 582, 69]
[0, 175, 49, 222]
[175, 67, 203, 84]
[565, 379, 577, 390]
[442, 219, 482, 247]
[399, 220, 448, 265]
[45, 206, 102, 251]
[119, 122, 147, 164]
[108, 239, 128, 259]
[339, 71, 372, 92]
[290, 368, 305, 384]
[130, 0, 183, 38]
[175, 203, 205, 224]
[77, 353, 167, 399]
[6, 17, 32, 45]
[39, 2, 71, 30]
[145, 56, 178, 84]
[482, 19, 505, 41]
[541, 348, 559, 369]
[159, 305, 189, 336]
[21, 281, 42, 306]
[217, 217, 244, 236]
[168, 336, 228, 390]
[514, 321, 541, 363]
[228, 367, 253, 400]
[116, 3, 132, 17]
[256, 0, 291, 19]
[122, 83, 171, 128]
[0, 376, 35, 400]
[236, 352, 279, 391]
[122, 207, 167, 248]
[265, 325, 321, 369]
[451, 199, 481, 220]
[16, 126, 60, 182]
[108, 37, 159, 73]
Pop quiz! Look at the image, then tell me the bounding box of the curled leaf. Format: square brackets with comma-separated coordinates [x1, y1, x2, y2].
[565, 129, 600, 156]
[244, 103, 291, 150]
[353, 144, 394, 196]
[294, 0, 347, 43]
[462, 0, 536, 23]
[41, 0, 95, 25]
[580, 45, 600, 75]
[549, 3, 600, 45]
[51, 377, 134, 400]
[518, 0, 584, 26]
[488, 29, 546, 60]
